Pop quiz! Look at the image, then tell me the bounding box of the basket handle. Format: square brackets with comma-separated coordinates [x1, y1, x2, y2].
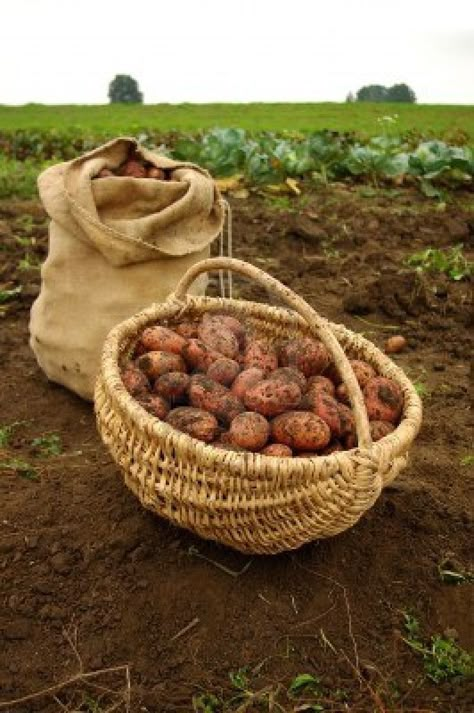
[173, 257, 372, 449]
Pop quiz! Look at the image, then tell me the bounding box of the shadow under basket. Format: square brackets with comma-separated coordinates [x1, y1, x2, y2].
[94, 257, 422, 555]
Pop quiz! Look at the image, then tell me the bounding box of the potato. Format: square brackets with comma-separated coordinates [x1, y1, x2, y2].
[153, 372, 190, 404]
[302, 391, 341, 437]
[147, 166, 166, 180]
[231, 368, 265, 400]
[279, 337, 330, 377]
[306, 375, 336, 397]
[323, 363, 342, 386]
[335, 383, 350, 405]
[260, 443, 293, 457]
[97, 168, 114, 178]
[244, 380, 302, 417]
[349, 360, 376, 388]
[137, 351, 186, 379]
[271, 411, 331, 451]
[243, 340, 278, 374]
[188, 375, 244, 425]
[119, 159, 147, 178]
[370, 420, 396, 441]
[198, 321, 239, 360]
[174, 321, 199, 339]
[337, 403, 356, 440]
[202, 312, 246, 348]
[385, 335, 407, 354]
[321, 440, 343, 455]
[267, 367, 306, 392]
[207, 358, 241, 386]
[228, 412, 270, 451]
[139, 326, 186, 355]
[121, 364, 149, 396]
[182, 339, 221, 371]
[344, 433, 357, 450]
[364, 377, 403, 424]
[138, 394, 170, 419]
[166, 407, 218, 443]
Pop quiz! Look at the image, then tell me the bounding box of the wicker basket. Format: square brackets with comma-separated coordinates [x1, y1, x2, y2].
[95, 258, 422, 554]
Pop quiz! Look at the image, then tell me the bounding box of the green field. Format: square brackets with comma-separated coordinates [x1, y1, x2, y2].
[1, 102, 473, 138]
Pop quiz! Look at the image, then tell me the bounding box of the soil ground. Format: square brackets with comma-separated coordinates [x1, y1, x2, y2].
[0, 187, 473, 712]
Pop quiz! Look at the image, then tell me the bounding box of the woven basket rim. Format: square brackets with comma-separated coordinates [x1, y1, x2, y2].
[96, 293, 422, 484]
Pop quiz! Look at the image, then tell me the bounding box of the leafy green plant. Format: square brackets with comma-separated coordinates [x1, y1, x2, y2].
[413, 381, 430, 398]
[0, 458, 38, 480]
[402, 613, 474, 682]
[0, 286, 22, 305]
[460, 454, 474, 466]
[193, 693, 221, 713]
[31, 433, 62, 456]
[406, 244, 472, 281]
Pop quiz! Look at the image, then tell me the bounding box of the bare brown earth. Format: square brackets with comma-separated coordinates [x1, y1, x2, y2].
[0, 187, 473, 712]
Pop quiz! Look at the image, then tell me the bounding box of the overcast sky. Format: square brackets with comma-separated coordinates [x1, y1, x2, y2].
[1, 0, 473, 105]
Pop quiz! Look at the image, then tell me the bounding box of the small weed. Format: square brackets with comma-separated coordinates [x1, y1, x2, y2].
[288, 672, 323, 698]
[0, 421, 25, 447]
[0, 286, 22, 304]
[460, 454, 474, 466]
[31, 433, 62, 456]
[438, 557, 474, 585]
[406, 244, 472, 281]
[402, 612, 474, 682]
[193, 693, 221, 712]
[18, 253, 41, 271]
[0, 458, 38, 480]
[414, 381, 430, 398]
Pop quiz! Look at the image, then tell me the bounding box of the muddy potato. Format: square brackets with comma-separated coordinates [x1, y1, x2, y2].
[306, 375, 336, 397]
[323, 363, 342, 386]
[385, 335, 407, 354]
[198, 321, 239, 360]
[335, 383, 351, 405]
[231, 368, 265, 400]
[121, 364, 150, 396]
[244, 379, 301, 417]
[228, 412, 270, 451]
[364, 377, 403, 424]
[243, 340, 278, 374]
[119, 159, 147, 178]
[139, 326, 186, 355]
[153, 372, 190, 404]
[321, 440, 344, 455]
[202, 312, 246, 348]
[370, 420, 396, 441]
[207, 358, 241, 387]
[174, 321, 199, 339]
[166, 407, 218, 443]
[147, 166, 166, 180]
[137, 351, 186, 379]
[182, 339, 221, 371]
[97, 168, 114, 178]
[302, 391, 341, 437]
[279, 337, 330, 377]
[271, 411, 331, 451]
[349, 360, 376, 388]
[267, 367, 306, 392]
[260, 443, 293, 457]
[188, 375, 244, 425]
[337, 403, 356, 440]
[138, 394, 170, 419]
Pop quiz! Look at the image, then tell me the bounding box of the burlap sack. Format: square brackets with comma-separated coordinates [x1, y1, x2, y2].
[29, 137, 224, 400]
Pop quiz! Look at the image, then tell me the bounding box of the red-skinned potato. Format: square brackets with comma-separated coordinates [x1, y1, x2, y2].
[137, 351, 186, 379]
[207, 358, 241, 386]
[336, 383, 351, 405]
[364, 377, 403, 424]
[182, 339, 221, 371]
[166, 407, 218, 443]
[147, 166, 166, 180]
[138, 394, 170, 419]
[260, 443, 293, 457]
[370, 420, 396, 441]
[202, 312, 246, 348]
[198, 321, 239, 360]
[121, 364, 150, 396]
[271, 411, 331, 451]
[349, 360, 376, 388]
[323, 363, 342, 386]
[228, 412, 270, 451]
[267, 367, 306, 392]
[302, 391, 341, 437]
[385, 335, 407, 354]
[153, 372, 190, 404]
[139, 326, 186, 355]
[337, 403, 356, 440]
[243, 340, 278, 374]
[306, 375, 336, 397]
[119, 159, 147, 178]
[321, 440, 343, 455]
[174, 321, 199, 339]
[231, 368, 265, 400]
[188, 375, 244, 425]
[97, 168, 114, 178]
[279, 337, 330, 377]
[244, 380, 301, 417]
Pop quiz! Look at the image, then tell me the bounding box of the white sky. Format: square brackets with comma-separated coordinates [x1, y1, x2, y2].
[1, 0, 473, 105]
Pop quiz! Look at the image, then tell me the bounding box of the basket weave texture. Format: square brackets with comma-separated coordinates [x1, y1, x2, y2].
[95, 258, 422, 554]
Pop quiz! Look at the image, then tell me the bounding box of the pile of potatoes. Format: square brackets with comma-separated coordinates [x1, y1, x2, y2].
[120, 312, 404, 457]
[94, 152, 170, 181]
